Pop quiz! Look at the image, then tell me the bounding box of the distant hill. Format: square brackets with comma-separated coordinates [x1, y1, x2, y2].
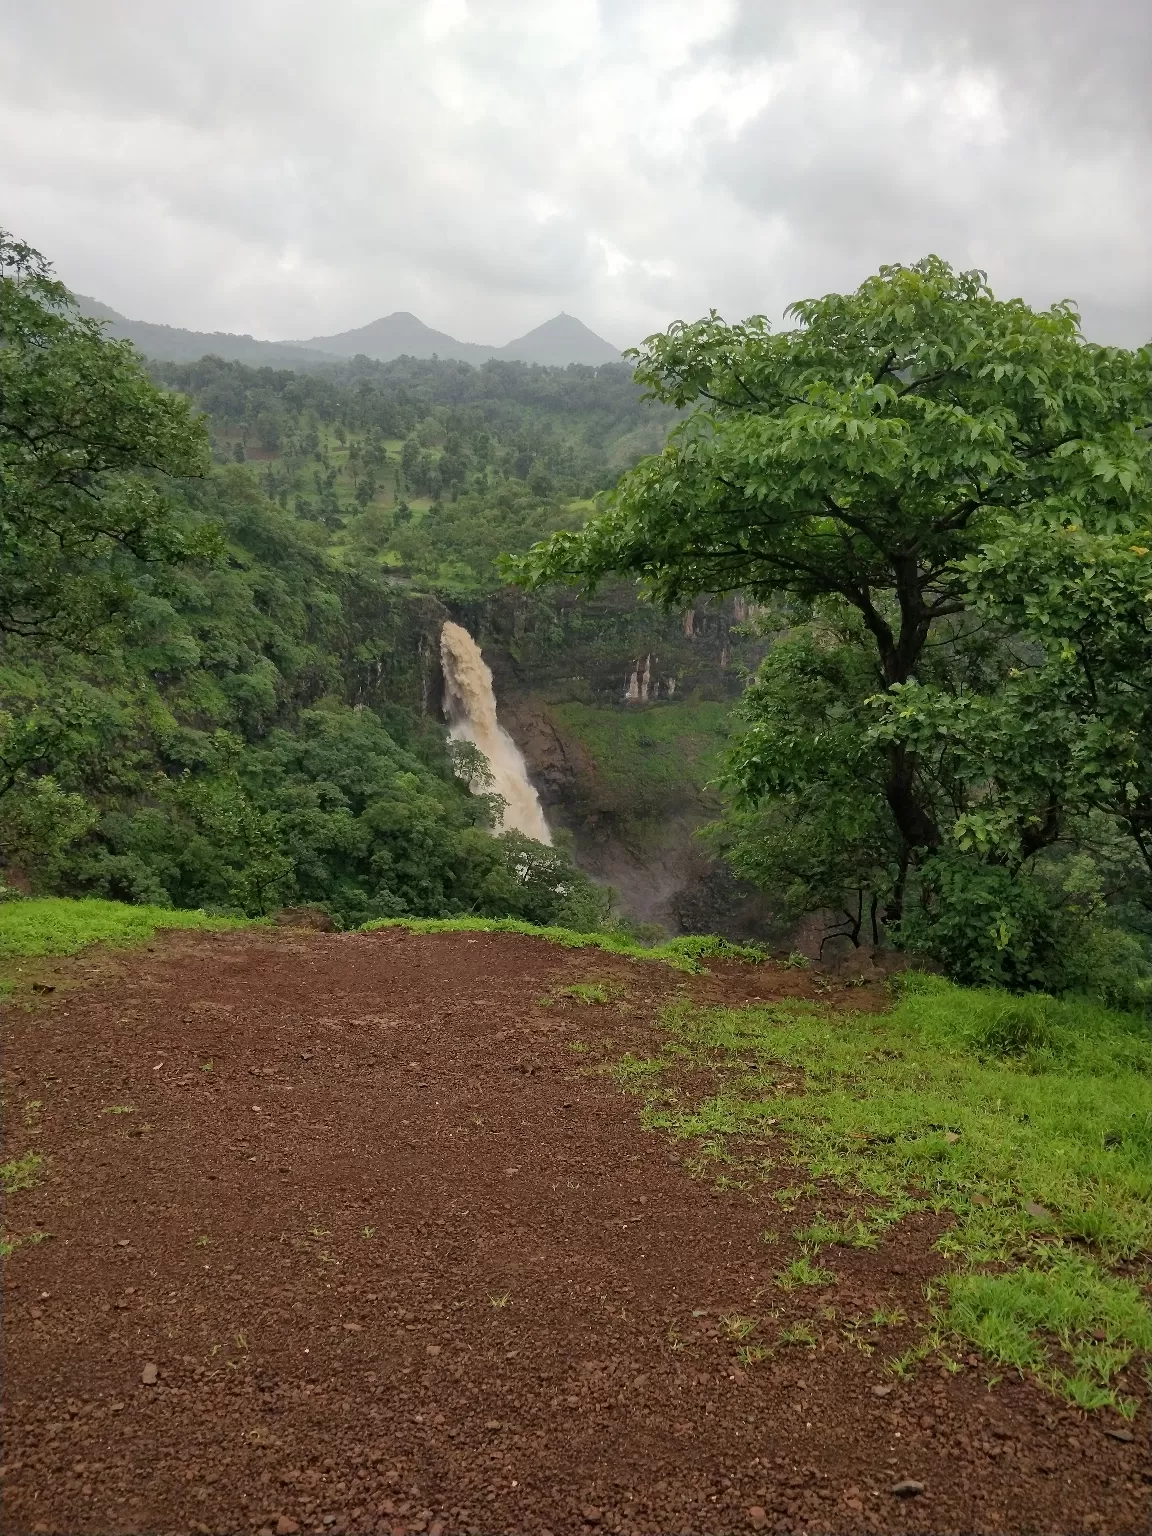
[288, 311, 493, 364]
[74, 297, 345, 367]
[75, 296, 623, 371]
[73, 297, 626, 373]
[495, 314, 621, 366]
[292, 310, 622, 366]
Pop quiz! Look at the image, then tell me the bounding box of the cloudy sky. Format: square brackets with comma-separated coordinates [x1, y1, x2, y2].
[2, 0, 1148, 348]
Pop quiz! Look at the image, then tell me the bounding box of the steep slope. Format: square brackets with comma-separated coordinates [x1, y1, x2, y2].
[469, 587, 773, 938]
[73, 296, 343, 366]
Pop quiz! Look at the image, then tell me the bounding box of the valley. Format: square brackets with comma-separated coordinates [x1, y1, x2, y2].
[133, 350, 768, 938]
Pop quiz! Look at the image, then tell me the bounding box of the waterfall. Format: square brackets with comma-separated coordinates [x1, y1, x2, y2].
[440, 621, 552, 844]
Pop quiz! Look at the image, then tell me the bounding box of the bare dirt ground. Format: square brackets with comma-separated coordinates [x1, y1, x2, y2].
[1, 927, 1147, 1536]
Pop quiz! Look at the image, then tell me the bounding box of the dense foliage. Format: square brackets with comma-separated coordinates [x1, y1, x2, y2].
[0, 234, 214, 644]
[513, 257, 1152, 998]
[149, 351, 674, 595]
[0, 235, 612, 930]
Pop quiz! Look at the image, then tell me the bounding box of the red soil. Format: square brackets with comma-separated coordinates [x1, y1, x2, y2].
[1, 928, 1147, 1536]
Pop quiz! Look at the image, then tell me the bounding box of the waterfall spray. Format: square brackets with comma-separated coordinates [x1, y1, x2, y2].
[440, 622, 552, 844]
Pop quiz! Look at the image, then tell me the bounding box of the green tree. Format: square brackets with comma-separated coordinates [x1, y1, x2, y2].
[870, 518, 1152, 986]
[509, 257, 1152, 932]
[0, 232, 214, 646]
[708, 625, 900, 948]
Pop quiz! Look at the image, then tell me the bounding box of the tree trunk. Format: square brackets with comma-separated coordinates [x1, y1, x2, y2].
[884, 742, 941, 857]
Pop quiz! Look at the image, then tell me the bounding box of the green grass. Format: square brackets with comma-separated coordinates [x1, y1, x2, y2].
[618, 973, 1152, 1410]
[776, 1255, 837, 1290]
[1, 1151, 47, 1263]
[1, 1151, 44, 1195]
[777, 1322, 818, 1348]
[359, 914, 766, 973]
[540, 979, 628, 1006]
[0, 1231, 49, 1260]
[0, 897, 251, 962]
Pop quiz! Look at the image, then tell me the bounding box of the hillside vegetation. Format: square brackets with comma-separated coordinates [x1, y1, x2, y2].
[150, 351, 673, 598]
[2, 233, 668, 929]
[5, 233, 1152, 1010]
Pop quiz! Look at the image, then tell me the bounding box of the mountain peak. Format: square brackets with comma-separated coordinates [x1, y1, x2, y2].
[495, 313, 620, 365]
[294, 308, 620, 366]
[72, 294, 622, 370]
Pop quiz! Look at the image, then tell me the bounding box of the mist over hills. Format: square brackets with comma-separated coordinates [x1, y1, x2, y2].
[74, 296, 345, 367]
[291, 310, 621, 366]
[75, 296, 623, 369]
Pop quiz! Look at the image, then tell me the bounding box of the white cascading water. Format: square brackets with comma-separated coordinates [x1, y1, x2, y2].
[440, 621, 552, 844]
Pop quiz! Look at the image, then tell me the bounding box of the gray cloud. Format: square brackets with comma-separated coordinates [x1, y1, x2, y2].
[1, 0, 1148, 347]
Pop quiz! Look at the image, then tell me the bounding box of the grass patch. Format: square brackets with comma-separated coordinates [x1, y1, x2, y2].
[1, 1152, 47, 1262]
[1, 1151, 45, 1194]
[540, 978, 628, 1007]
[0, 1230, 50, 1260]
[0, 897, 251, 966]
[622, 974, 1152, 1409]
[776, 1255, 837, 1290]
[557, 981, 616, 1005]
[360, 915, 765, 973]
[777, 1322, 818, 1348]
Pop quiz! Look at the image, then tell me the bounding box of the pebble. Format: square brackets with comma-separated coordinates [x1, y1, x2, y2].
[871, 1384, 893, 1397]
[890, 1479, 925, 1498]
[748, 1507, 768, 1529]
[1104, 1427, 1134, 1443]
[275, 1518, 300, 1535]
[140, 1362, 158, 1385]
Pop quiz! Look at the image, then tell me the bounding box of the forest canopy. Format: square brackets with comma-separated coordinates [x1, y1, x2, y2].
[511, 256, 1152, 1000]
[0, 230, 611, 930]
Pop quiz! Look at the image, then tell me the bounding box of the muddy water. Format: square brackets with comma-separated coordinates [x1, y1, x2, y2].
[440, 620, 552, 843]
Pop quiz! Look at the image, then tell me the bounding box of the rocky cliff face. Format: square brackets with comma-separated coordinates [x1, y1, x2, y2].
[471, 586, 776, 939]
[496, 690, 777, 938]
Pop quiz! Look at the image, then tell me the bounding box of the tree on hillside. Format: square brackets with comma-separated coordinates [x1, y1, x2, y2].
[0, 231, 215, 646]
[508, 258, 1152, 980]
